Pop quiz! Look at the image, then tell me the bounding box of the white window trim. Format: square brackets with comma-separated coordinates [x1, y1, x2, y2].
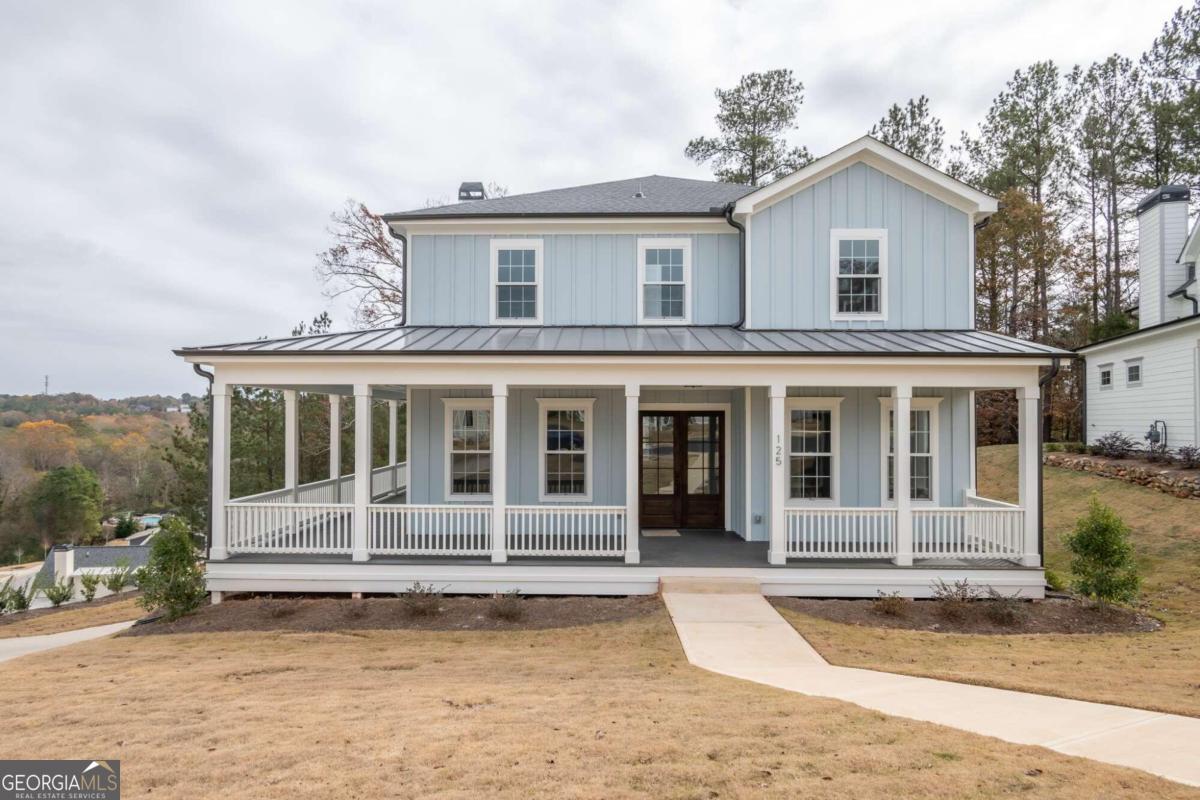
[536, 398, 595, 502]
[637, 237, 692, 325]
[1124, 357, 1143, 388]
[785, 397, 843, 507]
[489, 239, 544, 325]
[1098, 362, 1114, 391]
[829, 228, 888, 322]
[878, 396, 942, 506]
[443, 397, 494, 501]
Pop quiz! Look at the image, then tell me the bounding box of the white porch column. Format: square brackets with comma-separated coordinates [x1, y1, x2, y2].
[388, 399, 399, 491]
[491, 383, 508, 563]
[352, 384, 371, 562]
[624, 384, 640, 565]
[328, 394, 341, 501]
[768, 383, 786, 565]
[893, 385, 913, 566]
[210, 385, 231, 560]
[283, 389, 299, 500]
[1017, 385, 1041, 567]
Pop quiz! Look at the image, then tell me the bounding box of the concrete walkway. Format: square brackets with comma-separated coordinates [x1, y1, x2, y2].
[0, 621, 136, 664]
[661, 580, 1200, 788]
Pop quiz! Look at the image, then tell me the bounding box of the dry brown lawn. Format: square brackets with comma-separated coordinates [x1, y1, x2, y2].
[778, 444, 1200, 717]
[0, 595, 145, 639]
[1, 607, 1194, 798]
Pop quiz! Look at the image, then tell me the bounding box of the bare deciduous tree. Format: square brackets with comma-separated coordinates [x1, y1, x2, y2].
[315, 200, 406, 327]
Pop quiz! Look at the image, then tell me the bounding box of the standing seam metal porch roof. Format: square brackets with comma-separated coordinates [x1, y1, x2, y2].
[177, 326, 1070, 359]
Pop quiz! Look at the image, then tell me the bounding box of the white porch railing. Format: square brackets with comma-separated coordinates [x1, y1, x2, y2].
[913, 496, 1024, 559]
[229, 464, 405, 506]
[506, 506, 626, 557]
[367, 504, 491, 556]
[225, 503, 353, 554]
[785, 508, 897, 558]
[371, 462, 407, 500]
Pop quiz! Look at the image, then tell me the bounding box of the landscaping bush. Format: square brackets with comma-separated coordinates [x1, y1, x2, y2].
[103, 560, 134, 594]
[871, 591, 908, 617]
[1044, 568, 1067, 592]
[487, 590, 525, 622]
[137, 517, 207, 621]
[1177, 445, 1200, 469]
[1, 576, 35, 612]
[982, 588, 1027, 626]
[1145, 441, 1174, 464]
[930, 578, 981, 620]
[1092, 431, 1136, 459]
[113, 514, 139, 539]
[1043, 442, 1063, 453]
[1063, 442, 1087, 454]
[398, 582, 443, 617]
[42, 577, 74, 607]
[79, 573, 101, 602]
[1063, 496, 1141, 607]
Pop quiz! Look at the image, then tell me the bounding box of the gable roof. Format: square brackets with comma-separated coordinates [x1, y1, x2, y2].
[177, 325, 1068, 360]
[733, 135, 998, 219]
[383, 175, 752, 220]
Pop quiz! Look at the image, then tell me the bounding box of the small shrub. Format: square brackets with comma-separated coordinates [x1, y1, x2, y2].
[79, 573, 101, 602]
[982, 588, 1027, 626]
[42, 577, 74, 607]
[1, 576, 35, 612]
[487, 590, 525, 622]
[1145, 441, 1174, 464]
[1063, 442, 1087, 454]
[871, 591, 909, 617]
[1063, 496, 1141, 606]
[1177, 445, 1200, 470]
[113, 514, 139, 539]
[398, 582, 443, 617]
[1093, 431, 1136, 459]
[931, 578, 981, 620]
[1043, 568, 1067, 592]
[103, 560, 133, 594]
[1044, 442, 1063, 453]
[137, 517, 207, 621]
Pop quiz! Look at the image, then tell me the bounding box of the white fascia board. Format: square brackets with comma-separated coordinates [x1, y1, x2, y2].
[733, 136, 998, 219]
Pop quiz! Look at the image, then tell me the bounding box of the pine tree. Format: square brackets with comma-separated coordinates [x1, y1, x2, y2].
[868, 95, 945, 166]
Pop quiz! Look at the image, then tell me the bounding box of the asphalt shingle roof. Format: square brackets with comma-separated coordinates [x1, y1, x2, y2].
[178, 326, 1070, 359]
[383, 175, 754, 220]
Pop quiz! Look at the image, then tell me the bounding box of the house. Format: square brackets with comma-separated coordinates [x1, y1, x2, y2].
[1078, 186, 1200, 451]
[176, 136, 1069, 599]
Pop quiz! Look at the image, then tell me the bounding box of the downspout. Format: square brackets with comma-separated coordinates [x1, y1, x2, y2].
[1037, 358, 1061, 568]
[386, 225, 409, 325]
[192, 363, 215, 560]
[723, 202, 747, 329]
[1181, 286, 1199, 316]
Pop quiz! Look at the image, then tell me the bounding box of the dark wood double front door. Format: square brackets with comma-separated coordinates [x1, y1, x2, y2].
[639, 410, 724, 530]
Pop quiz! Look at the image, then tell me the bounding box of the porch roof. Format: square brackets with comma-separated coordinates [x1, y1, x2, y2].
[177, 326, 1070, 360]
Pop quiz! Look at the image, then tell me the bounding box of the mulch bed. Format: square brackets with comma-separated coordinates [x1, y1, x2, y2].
[771, 597, 1162, 635]
[124, 594, 662, 636]
[0, 591, 141, 628]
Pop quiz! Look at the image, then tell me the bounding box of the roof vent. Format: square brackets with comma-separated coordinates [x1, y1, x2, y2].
[632, 181, 646, 199]
[458, 182, 486, 202]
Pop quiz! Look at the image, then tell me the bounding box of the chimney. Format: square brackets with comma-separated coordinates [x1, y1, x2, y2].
[1136, 185, 1191, 328]
[458, 182, 486, 202]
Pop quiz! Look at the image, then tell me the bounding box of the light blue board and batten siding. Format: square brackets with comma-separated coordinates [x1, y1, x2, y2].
[409, 233, 740, 326]
[748, 162, 972, 330]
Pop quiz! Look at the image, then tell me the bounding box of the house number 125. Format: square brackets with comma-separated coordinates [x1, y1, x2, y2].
[774, 434, 783, 466]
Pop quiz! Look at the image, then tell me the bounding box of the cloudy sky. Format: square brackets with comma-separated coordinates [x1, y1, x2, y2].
[0, 0, 1181, 397]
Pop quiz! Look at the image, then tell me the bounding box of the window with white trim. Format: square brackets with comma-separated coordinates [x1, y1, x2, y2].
[830, 229, 887, 319]
[1098, 363, 1113, 390]
[1125, 358, 1142, 387]
[444, 400, 492, 498]
[787, 398, 842, 502]
[538, 399, 593, 500]
[490, 239, 542, 323]
[880, 397, 941, 503]
[637, 238, 691, 323]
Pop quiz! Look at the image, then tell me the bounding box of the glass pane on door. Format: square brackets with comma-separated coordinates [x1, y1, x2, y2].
[686, 414, 719, 495]
[641, 414, 675, 495]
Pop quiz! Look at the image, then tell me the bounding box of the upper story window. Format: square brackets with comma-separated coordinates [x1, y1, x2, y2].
[787, 398, 842, 504]
[444, 399, 493, 499]
[1125, 358, 1143, 387]
[1098, 364, 1113, 390]
[490, 239, 542, 324]
[830, 228, 888, 320]
[638, 238, 691, 324]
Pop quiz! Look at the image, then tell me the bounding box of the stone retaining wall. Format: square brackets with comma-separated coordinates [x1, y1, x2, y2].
[1045, 452, 1200, 500]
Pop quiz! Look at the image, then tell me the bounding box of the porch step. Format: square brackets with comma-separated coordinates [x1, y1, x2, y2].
[659, 576, 762, 595]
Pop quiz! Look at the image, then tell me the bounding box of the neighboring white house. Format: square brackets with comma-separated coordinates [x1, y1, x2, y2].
[177, 136, 1069, 599]
[1079, 186, 1200, 451]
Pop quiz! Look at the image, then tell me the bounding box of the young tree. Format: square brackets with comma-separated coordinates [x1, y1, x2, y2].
[137, 516, 207, 621]
[868, 95, 945, 166]
[685, 69, 813, 185]
[1063, 496, 1141, 606]
[315, 200, 406, 327]
[29, 465, 104, 549]
[164, 396, 209, 530]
